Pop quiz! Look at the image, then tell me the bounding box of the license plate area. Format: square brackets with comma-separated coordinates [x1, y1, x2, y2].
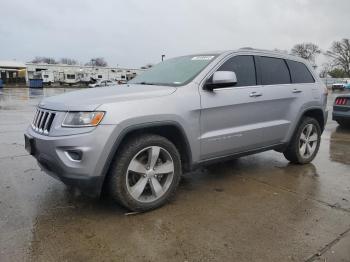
[24, 134, 36, 155]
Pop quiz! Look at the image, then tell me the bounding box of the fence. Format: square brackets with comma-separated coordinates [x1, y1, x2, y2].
[320, 78, 345, 87]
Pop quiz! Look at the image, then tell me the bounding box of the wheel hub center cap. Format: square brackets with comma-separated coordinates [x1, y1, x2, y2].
[146, 170, 155, 177]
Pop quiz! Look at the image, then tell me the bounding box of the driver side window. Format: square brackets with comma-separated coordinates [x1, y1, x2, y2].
[217, 55, 257, 87]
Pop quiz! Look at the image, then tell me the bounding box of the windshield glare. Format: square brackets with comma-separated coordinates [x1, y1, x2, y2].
[129, 55, 217, 86]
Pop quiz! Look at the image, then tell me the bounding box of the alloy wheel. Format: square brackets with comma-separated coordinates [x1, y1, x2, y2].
[126, 146, 174, 203]
[299, 123, 319, 159]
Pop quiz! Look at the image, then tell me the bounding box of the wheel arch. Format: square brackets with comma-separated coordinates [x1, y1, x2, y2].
[100, 121, 193, 194]
[279, 107, 326, 153]
[287, 107, 326, 144]
[301, 108, 325, 132]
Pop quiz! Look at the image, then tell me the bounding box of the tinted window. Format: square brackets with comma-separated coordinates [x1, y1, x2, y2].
[286, 60, 315, 83]
[218, 55, 256, 87]
[259, 56, 290, 85]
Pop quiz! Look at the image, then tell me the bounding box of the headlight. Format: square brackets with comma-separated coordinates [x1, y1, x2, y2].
[62, 111, 105, 127]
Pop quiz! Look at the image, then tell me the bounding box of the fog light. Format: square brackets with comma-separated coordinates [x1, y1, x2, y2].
[66, 150, 82, 161]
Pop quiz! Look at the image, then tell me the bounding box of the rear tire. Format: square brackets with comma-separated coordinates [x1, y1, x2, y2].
[283, 117, 321, 164]
[108, 134, 182, 212]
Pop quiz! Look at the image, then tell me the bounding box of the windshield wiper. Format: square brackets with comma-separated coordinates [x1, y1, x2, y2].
[136, 82, 156, 85]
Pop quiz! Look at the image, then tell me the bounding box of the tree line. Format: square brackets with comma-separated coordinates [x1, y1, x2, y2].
[30, 57, 108, 67]
[289, 38, 350, 78]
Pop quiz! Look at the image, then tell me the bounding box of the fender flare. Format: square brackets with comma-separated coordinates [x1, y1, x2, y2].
[288, 106, 325, 142]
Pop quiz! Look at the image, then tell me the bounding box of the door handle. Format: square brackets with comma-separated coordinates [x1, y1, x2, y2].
[292, 89, 302, 93]
[249, 92, 263, 97]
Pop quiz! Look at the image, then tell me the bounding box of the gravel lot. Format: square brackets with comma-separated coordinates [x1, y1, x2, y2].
[0, 88, 349, 262]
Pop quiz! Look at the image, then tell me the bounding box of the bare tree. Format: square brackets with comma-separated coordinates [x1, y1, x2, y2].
[31, 57, 42, 63]
[31, 56, 57, 64]
[291, 43, 321, 63]
[319, 63, 332, 78]
[85, 58, 108, 67]
[325, 38, 350, 77]
[60, 58, 78, 65]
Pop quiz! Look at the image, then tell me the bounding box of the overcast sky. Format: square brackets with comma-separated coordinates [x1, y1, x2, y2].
[0, 0, 349, 68]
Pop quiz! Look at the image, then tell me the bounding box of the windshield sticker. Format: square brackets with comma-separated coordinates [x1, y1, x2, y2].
[191, 56, 214, 61]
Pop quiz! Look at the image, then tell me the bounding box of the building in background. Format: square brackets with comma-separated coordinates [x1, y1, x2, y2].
[26, 63, 144, 86]
[0, 60, 145, 86]
[0, 61, 27, 85]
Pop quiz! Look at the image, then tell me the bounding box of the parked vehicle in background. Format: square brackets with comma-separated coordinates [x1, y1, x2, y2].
[333, 95, 350, 127]
[332, 79, 350, 91]
[344, 79, 350, 89]
[31, 71, 52, 85]
[41, 70, 54, 85]
[25, 49, 328, 211]
[61, 71, 80, 86]
[88, 79, 118, 88]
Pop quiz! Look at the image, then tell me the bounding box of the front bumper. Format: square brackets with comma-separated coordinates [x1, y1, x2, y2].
[25, 124, 118, 196]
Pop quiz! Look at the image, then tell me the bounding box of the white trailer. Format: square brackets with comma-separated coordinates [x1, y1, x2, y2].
[63, 71, 80, 86]
[41, 70, 55, 85]
[25, 62, 145, 86]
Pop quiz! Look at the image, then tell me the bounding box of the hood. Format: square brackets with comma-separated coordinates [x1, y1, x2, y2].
[39, 84, 177, 111]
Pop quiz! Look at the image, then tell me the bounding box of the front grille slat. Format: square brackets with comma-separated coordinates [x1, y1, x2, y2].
[43, 113, 52, 135]
[38, 112, 47, 132]
[32, 109, 39, 129]
[35, 110, 43, 129]
[31, 108, 56, 135]
[47, 113, 55, 132]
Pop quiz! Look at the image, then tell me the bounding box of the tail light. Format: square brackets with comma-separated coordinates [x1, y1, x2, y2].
[335, 97, 348, 105]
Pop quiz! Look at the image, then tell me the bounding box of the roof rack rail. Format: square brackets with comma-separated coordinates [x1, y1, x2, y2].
[239, 47, 255, 50]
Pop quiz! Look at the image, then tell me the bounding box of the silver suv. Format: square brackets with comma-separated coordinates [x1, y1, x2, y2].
[25, 49, 328, 211]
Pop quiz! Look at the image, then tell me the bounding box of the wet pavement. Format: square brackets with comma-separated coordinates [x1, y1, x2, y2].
[0, 87, 349, 262]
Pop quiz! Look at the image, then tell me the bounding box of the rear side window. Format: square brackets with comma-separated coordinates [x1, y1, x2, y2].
[218, 55, 256, 87]
[259, 56, 290, 85]
[286, 60, 315, 83]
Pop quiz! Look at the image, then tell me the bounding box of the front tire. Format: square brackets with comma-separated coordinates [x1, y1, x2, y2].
[108, 134, 182, 212]
[283, 117, 321, 164]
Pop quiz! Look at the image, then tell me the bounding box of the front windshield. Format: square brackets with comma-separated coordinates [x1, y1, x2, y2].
[129, 54, 218, 86]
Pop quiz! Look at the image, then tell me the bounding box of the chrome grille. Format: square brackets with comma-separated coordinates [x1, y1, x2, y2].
[31, 108, 56, 135]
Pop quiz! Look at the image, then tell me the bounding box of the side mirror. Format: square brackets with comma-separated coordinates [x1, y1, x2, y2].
[204, 71, 237, 91]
